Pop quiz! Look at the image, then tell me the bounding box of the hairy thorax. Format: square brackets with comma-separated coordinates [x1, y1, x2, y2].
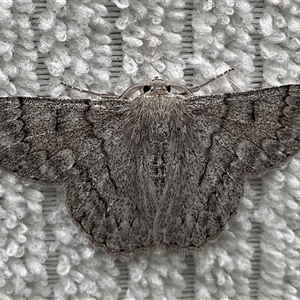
[127, 92, 191, 144]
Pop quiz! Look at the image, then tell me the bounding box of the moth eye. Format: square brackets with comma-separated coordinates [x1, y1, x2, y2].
[166, 85, 171, 92]
[143, 86, 151, 93]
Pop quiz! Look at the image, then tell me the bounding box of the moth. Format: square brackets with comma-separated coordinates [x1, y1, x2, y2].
[0, 78, 299, 256]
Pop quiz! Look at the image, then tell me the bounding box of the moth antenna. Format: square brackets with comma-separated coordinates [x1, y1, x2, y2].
[61, 82, 117, 98]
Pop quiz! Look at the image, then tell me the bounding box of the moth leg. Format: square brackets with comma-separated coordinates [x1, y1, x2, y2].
[61, 82, 117, 98]
[119, 84, 145, 100]
[169, 84, 194, 96]
[180, 68, 235, 96]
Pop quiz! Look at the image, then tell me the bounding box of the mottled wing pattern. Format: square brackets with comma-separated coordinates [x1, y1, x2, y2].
[0, 97, 155, 255]
[158, 85, 300, 250]
[80, 102, 157, 254]
[0, 97, 91, 182]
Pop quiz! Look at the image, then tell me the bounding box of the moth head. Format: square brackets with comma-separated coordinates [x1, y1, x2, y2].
[143, 77, 171, 94]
